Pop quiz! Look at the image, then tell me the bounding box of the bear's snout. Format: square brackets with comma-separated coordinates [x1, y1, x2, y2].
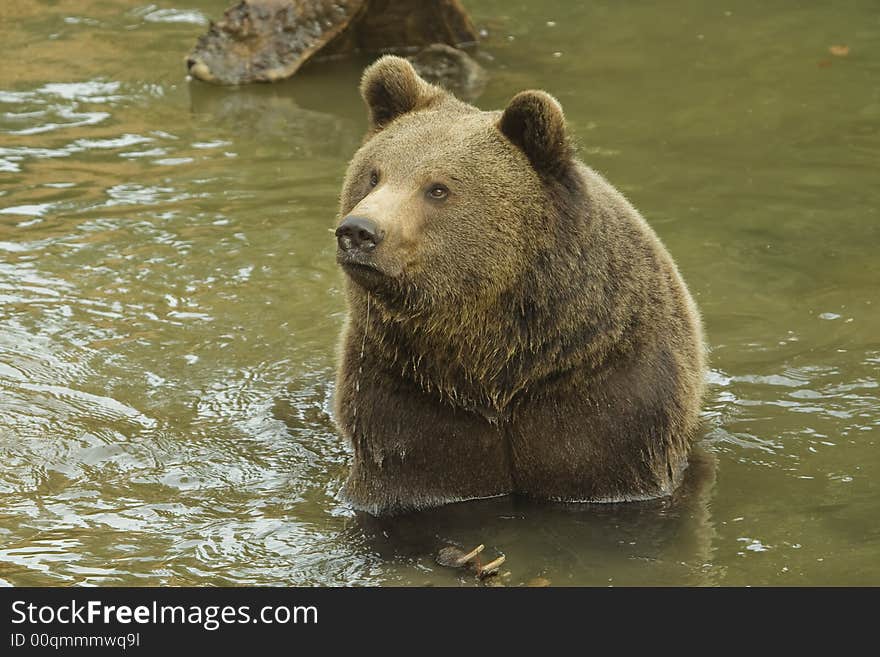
[336, 216, 384, 253]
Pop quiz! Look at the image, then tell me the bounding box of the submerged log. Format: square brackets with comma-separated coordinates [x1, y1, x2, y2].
[187, 0, 478, 85]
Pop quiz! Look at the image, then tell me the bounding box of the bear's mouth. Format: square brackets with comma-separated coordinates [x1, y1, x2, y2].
[337, 253, 387, 288]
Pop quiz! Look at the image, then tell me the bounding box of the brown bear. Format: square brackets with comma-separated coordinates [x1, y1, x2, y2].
[333, 56, 706, 515]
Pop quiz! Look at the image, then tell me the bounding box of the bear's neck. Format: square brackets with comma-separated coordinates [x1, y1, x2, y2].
[351, 258, 629, 419]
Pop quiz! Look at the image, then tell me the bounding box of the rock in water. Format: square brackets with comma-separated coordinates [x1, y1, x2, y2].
[343, 0, 477, 52]
[187, 0, 478, 85]
[408, 43, 486, 101]
[187, 0, 364, 84]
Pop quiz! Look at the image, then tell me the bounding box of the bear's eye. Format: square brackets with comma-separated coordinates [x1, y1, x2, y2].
[427, 184, 449, 201]
[369, 171, 379, 188]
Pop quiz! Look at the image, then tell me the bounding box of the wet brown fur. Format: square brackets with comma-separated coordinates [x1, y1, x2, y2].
[334, 56, 706, 515]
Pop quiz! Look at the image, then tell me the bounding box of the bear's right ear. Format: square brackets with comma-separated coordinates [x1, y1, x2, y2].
[498, 90, 573, 178]
[360, 56, 444, 131]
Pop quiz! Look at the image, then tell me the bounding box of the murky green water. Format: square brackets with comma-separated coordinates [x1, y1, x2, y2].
[1, 0, 878, 586]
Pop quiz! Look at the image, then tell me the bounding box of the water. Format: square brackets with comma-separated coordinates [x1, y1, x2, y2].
[1, 0, 878, 586]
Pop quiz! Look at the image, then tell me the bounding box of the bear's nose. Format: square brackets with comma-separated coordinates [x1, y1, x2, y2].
[336, 216, 383, 252]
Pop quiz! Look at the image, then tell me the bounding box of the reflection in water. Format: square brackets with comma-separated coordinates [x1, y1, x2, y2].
[1, 0, 879, 586]
[187, 82, 360, 159]
[353, 448, 719, 586]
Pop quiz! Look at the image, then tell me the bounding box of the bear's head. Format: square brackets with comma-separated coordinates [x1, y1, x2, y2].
[336, 56, 575, 315]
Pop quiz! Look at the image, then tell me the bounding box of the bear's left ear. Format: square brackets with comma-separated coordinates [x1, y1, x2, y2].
[360, 55, 444, 131]
[498, 91, 573, 178]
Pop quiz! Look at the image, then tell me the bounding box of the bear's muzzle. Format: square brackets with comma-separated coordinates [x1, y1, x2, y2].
[336, 216, 384, 253]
